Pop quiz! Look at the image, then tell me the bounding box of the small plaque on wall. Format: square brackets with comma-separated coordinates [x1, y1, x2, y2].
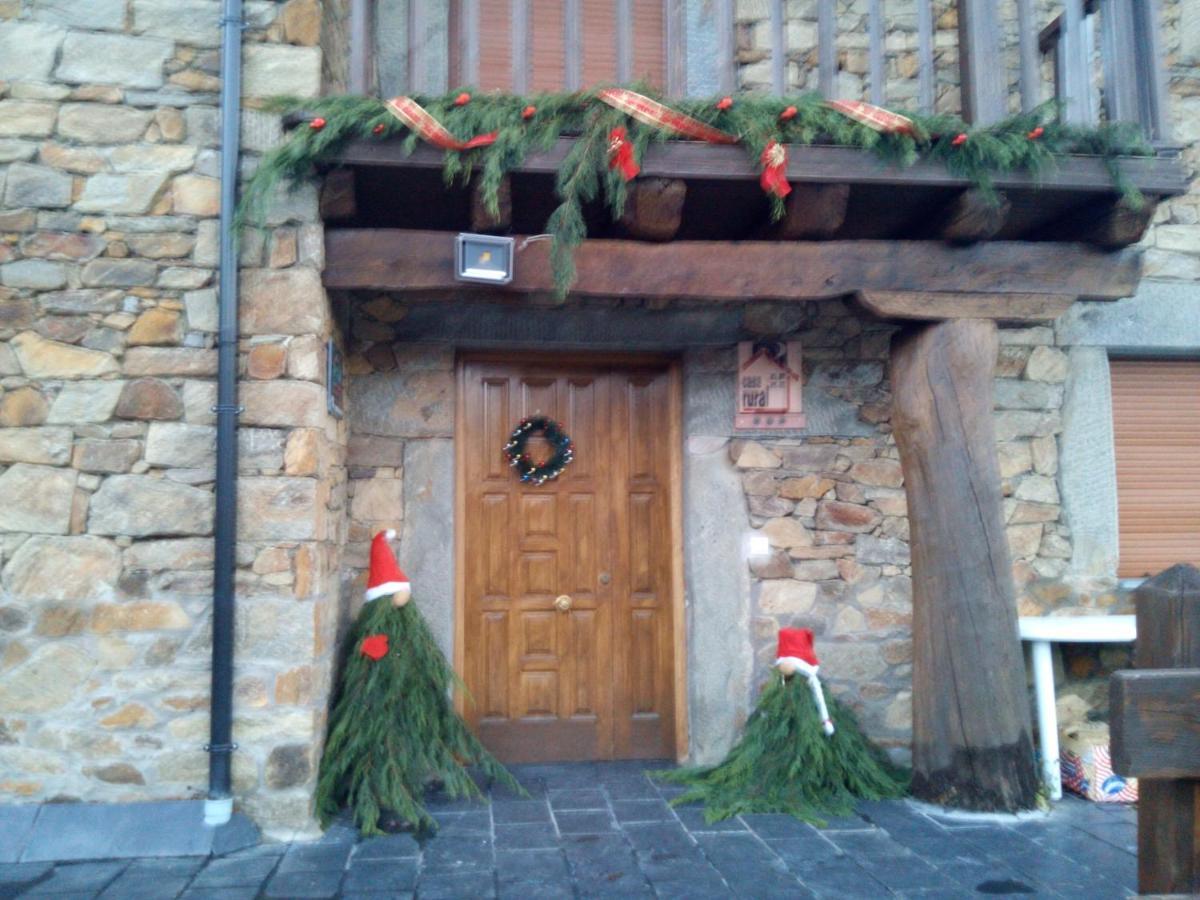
[326, 339, 344, 419]
[735, 340, 805, 430]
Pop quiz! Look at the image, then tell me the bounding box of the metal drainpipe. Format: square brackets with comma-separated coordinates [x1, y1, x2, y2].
[204, 0, 244, 828]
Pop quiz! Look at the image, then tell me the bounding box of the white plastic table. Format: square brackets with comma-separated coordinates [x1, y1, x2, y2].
[1018, 614, 1137, 800]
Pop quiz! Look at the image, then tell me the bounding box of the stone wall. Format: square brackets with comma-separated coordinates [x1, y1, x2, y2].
[0, 0, 346, 839]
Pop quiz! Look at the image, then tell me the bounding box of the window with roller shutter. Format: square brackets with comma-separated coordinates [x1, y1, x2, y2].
[1110, 358, 1200, 579]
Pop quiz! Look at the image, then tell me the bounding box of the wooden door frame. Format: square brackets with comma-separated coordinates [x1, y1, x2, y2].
[453, 349, 689, 762]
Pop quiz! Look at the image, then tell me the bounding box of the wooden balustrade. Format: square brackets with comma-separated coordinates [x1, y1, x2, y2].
[353, 0, 1172, 137]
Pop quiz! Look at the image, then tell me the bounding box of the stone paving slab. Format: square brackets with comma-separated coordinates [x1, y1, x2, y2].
[0, 762, 1142, 899]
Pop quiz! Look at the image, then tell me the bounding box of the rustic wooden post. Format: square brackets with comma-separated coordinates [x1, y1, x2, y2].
[1111, 564, 1200, 896]
[891, 319, 1040, 810]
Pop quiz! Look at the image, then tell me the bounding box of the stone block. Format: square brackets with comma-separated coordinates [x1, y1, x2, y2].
[778, 475, 834, 500]
[240, 428, 286, 472]
[39, 289, 122, 314]
[237, 477, 318, 540]
[241, 380, 326, 428]
[184, 289, 218, 332]
[127, 307, 184, 345]
[91, 601, 190, 633]
[855, 534, 910, 566]
[2, 535, 121, 602]
[21, 231, 106, 261]
[994, 410, 1060, 441]
[847, 458, 903, 488]
[815, 500, 881, 534]
[0, 387, 48, 426]
[284, 428, 321, 475]
[758, 579, 817, 615]
[1024, 345, 1069, 383]
[0, 101, 57, 138]
[0, 644, 94, 713]
[1, 259, 67, 289]
[82, 258, 158, 288]
[124, 538, 213, 572]
[110, 145, 198, 176]
[0, 22, 64, 81]
[3, 163, 72, 209]
[247, 343, 287, 379]
[1013, 474, 1060, 505]
[132, 0, 226, 47]
[32, 0, 127, 29]
[1006, 523, 1043, 559]
[76, 173, 171, 215]
[242, 44, 321, 99]
[56, 32, 173, 89]
[286, 334, 323, 381]
[122, 347, 217, 376]
[10, 331, 118, 378]
[281, 0, 321, 45]
[759, 517, 812, 549]
[0, 426, 72, 465]
[240, 268, 327, 335]
[0, 139, 38, 164]
[115, 378, 184, 420]
[266, 744, 312, 789]
[347, 434, 406, 468]
[58, 104, 151, 144]
[145, 422, 215, 469]
[351, 475, 403, 523]
[349, 372, 454, 438]
[0, 464, 75, 534]
[171, 174, 220, 216]
[72, 439, 143, 474]
[731, 440, 781, 468]
[88, 475, 214, 536]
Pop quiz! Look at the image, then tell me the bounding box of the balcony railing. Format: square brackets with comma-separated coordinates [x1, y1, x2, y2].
[343, 0, 1172, 141]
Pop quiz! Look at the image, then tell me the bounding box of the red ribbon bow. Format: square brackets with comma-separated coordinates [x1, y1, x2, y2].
[608, 127, 640, 181]
[759, 141, 791, 198]
[360, 634, 389, 661]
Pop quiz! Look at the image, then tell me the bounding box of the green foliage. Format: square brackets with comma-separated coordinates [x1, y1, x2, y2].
[656, 675, 908, 825]
[240, 88, 1155, 296]
[315, 596, 523, 836]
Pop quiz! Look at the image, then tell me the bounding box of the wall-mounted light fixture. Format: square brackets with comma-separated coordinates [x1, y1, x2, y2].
[747, 533, 771, 559]
[455, 233, 514, 285]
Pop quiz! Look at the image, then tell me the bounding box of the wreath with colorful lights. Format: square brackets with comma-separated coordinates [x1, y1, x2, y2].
[503, 416, 575, 485]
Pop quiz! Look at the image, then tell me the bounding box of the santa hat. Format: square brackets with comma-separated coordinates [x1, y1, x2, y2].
[365, 530, 410, 602]
[775, 627, 835, 736]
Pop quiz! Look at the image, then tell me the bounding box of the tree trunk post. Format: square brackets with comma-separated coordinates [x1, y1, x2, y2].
[890, 318, 1040, 810]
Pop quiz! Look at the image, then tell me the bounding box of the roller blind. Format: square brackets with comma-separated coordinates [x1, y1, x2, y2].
[1110, 358, 1200, 579]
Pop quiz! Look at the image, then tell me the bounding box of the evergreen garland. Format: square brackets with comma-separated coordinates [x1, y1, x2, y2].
[315, 596, 524, 836]
[241, 88, 1153, 295]
[656, 674, 908, 825]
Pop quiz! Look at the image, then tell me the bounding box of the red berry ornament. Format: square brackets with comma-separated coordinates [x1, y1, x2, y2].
[309, 117, 326, 131]
[522, 105, 536, 120]
[951, 132, 968, 147]
[1027, 126, 1044, 140]
[716, 96, 733, 111]
[454, 92, 471, 106]
[780, 105, 797, 121]
[372, 123, 385, 135]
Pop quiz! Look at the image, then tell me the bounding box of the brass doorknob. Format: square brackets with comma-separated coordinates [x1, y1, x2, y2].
[554, 594, 572, 612]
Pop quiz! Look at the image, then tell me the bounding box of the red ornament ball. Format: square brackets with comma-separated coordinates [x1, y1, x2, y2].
[780, 105, 797, 121]
[1027, 126, 1044, 140]
[951, 132, 968, 146]
[309, 117, 326, 131]
[716, 96, 733, 111]
[454, 92, 471, 106]
[372, 123, 386, 135]
[522, 105, 537, 120]
[360, 634, 389, 661]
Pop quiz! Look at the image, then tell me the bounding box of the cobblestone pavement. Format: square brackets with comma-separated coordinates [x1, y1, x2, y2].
[0, 762, 1138, 899]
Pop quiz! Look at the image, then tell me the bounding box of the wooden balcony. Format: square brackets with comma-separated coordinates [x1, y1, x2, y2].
[346, 0, 1174, 138]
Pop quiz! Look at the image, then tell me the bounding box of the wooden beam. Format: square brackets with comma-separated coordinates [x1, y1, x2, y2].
[469, 175, 511, 233]
[938, 189, 1011, 244]
[770, 0, 786, 95]
[891, 319, 1040, 811]
[857, 291, 1075, 322]
[958, 0, 1006, 124]
[1080, 197, 1156, 249]
[769, 182, 849, 239]
[319, 168, 356, 220]
[1110, 669, 1200, 779]
[1015, 0, 1040, 111]
[348, 0, 374, 95]
[323, 229, 1143, 302]
[868, 0, 884, 106]
[330, 139, 1191, 197]
[916, 0, 934, 113]
[665, 0, 686, 97]
[818, 0, 836, 99]
[618, 178, 686, 242]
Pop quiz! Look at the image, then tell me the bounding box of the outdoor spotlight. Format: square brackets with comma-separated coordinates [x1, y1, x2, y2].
[455, 233, 514, 285]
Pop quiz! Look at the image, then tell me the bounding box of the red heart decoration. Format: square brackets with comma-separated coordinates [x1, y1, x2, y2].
[361, 634, 389, 661]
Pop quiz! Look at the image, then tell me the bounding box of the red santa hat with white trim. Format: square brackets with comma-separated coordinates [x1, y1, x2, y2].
[775, 627, 835, 736]
[365, 530, 411, 607]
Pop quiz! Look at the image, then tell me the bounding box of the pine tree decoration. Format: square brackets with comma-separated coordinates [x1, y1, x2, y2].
[658, 628, 907, 824]
[315, 531, 522, 835]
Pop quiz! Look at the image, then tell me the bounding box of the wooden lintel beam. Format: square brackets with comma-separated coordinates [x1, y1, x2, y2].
[938, 189, 1011, 244]
[618, 178, 686, 242]
[323, 229, 1142, 303]
[768, 183, 850, 240]
[1081, 197, 1156, 249]
[1110, 669, 1200, 779]
[857, 291, 1075, 322]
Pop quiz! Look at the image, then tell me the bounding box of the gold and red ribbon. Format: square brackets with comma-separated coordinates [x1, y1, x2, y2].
[607, 127, 640, 181]
[825, 99, 915, 136]
[597, 88, 738, 145]
[385, 96, 499, 150]
[759, 141, 790, 198]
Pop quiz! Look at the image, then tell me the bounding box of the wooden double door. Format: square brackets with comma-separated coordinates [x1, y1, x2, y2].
[458, 356, 680, 762]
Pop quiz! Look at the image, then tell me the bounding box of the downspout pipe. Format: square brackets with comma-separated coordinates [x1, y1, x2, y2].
[205, 0, 244, 828]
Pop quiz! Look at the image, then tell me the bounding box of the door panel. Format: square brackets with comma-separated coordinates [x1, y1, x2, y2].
[460, 358, 677, 762]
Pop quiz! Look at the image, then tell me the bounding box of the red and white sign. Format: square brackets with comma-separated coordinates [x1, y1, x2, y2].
[735, 340, 805, 430]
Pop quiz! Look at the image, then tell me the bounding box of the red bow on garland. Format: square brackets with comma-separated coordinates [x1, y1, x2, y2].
[760, 141, 791, 198]
[608, 127, 640, 181]
[360, 634, 389, 661]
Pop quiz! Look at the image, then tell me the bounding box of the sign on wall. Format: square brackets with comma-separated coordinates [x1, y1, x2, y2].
[735, 340, 805, 430]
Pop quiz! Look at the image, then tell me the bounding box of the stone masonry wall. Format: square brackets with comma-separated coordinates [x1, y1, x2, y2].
[0, 0, 348, 838]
